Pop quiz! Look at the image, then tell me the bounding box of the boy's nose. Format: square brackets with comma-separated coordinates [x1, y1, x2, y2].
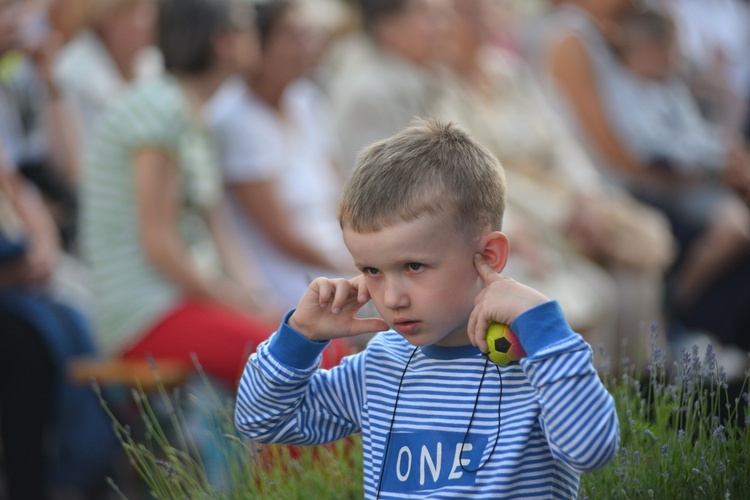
[382, 277, 409, 310]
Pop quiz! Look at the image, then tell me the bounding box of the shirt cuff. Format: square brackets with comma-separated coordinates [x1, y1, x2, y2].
[267, 309, 330, 370]
[510, 301, 577, 358]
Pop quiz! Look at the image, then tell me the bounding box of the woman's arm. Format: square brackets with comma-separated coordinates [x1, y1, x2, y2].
[134, 147, 230, 303]
[0, 167, 59, 288]
[547, 34, 648, 179]
[204, 203, 282, 315]
[34, 32, 81, 185]
[229, 180, 341, 271]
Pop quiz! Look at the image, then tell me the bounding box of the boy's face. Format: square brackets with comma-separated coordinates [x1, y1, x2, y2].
[343, 209, 486, 347]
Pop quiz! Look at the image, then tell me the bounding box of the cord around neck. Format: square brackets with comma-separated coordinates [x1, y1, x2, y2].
[375, 347, 503, 499]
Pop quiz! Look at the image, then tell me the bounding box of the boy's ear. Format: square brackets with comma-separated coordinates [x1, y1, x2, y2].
[479, 231, 509, 273]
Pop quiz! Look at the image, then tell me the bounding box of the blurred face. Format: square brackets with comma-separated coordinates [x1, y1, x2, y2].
[442, 0, 496, 67]
[574, 0, 635, 19]
[625, 38, 678, 81]
[343, 210, 485, 348]
[0, 0, 46, 55]
[99, 0, 156, 59]
[233, 23, 260, 76]
[0, 0, 21, 55]
[48, 0, 87, 42]
[377, 0, 450, 67]
[259, 6, 315, 82]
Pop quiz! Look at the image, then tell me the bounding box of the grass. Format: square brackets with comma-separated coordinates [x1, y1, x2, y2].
[580, 335, 750, 499]
[95, 357, 363, 499]
[98, 339, 749, 499]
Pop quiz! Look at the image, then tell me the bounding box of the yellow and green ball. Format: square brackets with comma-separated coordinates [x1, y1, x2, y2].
[485, 321, 526, 366]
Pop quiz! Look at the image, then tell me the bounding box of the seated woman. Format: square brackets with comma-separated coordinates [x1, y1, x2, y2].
[540, 0, 750, 356]
[436, 0, 673, 372]
[206, 0, 355, 312]
[53, 0, 161, 154]
[80, 0, 282, 390]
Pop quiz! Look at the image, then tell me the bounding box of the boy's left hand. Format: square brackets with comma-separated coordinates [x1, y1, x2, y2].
[289, 275, 389, 342]
[468, 254, 549, 353]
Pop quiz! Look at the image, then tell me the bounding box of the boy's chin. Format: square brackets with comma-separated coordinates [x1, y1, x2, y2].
[400, 331, 472, 348]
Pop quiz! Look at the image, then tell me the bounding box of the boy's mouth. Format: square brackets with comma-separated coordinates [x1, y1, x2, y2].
[393, 319, 420, 335]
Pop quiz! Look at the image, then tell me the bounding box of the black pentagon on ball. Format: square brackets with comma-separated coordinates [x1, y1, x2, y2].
[494, 336, 512, 354]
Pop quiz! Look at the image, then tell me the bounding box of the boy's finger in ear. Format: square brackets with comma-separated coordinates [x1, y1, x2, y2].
[474, 253, 500, 284]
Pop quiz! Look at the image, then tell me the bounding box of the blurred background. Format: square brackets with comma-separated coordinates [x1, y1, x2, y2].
[1, 0, 750, 498]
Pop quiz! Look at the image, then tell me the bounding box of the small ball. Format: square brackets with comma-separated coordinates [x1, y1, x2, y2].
[484, 321, 526, 366]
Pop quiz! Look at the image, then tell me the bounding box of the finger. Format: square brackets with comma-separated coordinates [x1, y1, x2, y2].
[314, 278, 334, 308]
[467, 305, 478, 348]
[354, 275, 371, 303]
[468, 287, 488, 344]
[469, 307, 489, 353]
[349, 318, 390, 336]
[330, 279, 354, 314]
[474, 253, 500, 285]
[473, 309, 490, 354]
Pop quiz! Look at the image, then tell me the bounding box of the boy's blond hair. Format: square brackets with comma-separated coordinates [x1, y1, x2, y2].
[338, 118, 506, 238]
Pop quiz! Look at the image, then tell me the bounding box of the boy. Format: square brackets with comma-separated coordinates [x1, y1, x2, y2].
[235, 119, 619, 498]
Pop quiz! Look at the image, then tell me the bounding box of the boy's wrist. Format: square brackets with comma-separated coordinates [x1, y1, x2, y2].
[288, 311, 327, 342]
[510, 301, 577, 358]
[268, 309, 330, 369]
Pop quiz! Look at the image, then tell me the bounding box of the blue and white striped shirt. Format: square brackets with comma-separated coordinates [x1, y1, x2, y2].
[236, 301, 619, 498]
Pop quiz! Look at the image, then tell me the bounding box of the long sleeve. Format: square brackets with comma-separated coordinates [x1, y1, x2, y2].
[235, 311, 364, 445]
[513, 301, 620, 473]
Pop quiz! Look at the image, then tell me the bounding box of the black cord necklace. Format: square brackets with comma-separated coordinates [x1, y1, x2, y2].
[375, 347, 503, 499]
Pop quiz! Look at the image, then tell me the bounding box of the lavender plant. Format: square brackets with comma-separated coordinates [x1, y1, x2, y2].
[95, 357, 363, 499]
[580, 326, 750, 499]
[98, 334, 748, 499]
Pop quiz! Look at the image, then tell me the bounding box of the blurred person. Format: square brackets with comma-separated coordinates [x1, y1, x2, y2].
[54, 0, 161, 153]
[661, 0, 750, 133]
[206, 0, 357, 323]
[540, 0, 750, 362]
[80, 0, 281, 390]
[47, 0, 88, 43]
[328, 0, 450, 171]
[614, 8, 748, 180]
[0, 0, 79, 250]
[611, 7, 750, 354]
[437, 0, 673, 371]
[1, 146, 115, 499]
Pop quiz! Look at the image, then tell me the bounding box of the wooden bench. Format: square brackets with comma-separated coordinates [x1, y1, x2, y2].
[68, 357, 192, 391]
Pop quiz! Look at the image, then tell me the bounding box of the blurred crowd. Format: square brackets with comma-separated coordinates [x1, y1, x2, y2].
[2, 0, 750, 497]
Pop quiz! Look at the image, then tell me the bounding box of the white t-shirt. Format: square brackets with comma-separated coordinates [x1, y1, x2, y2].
[666, 0, 750, 98]
[206, 77, 352, 309]
[53, 30, 163, 151]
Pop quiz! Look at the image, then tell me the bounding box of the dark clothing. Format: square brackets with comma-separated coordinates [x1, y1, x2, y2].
[0, 311, 56, 500]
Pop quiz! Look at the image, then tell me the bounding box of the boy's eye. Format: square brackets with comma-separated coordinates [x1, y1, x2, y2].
[405, 262, 424, 272]
[362, 267, 380, 276]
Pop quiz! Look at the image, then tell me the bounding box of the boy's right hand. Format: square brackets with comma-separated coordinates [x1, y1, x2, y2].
[288, 275, 389, 342]
[468, 255, 549, 354]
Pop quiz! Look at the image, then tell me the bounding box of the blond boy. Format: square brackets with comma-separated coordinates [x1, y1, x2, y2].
[235, 119, 619, 498]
